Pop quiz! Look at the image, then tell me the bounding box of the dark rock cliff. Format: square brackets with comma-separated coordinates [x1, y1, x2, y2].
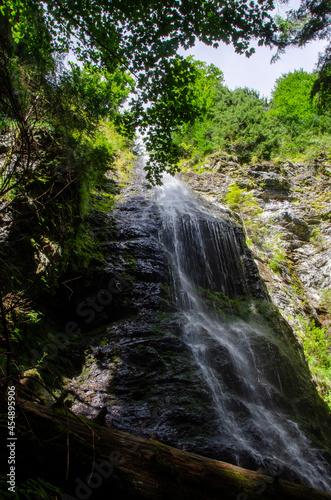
[56, 165, 331, 492]
[63, 194, 223, 458]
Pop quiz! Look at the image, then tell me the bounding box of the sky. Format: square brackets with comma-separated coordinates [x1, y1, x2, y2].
[180, 39, 327, 100]
[179, 0, 327, 100]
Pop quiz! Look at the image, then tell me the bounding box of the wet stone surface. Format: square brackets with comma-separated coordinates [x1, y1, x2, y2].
[62, 176, 331, 488]
[64, 195, 225, 458]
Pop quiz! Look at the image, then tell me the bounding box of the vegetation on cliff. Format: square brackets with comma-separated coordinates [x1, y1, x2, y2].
[174, 68, 331, 166]
[0, 0, 285, 390]
[0, 6, 136, 385]
[179, 158, 331, 410]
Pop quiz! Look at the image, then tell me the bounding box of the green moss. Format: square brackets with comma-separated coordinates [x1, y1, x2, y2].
[310, 227, 327, 248]
[124, 254, 136, 268]
[197, 287, 272, 322]
[219, 467, 252, 490]
[268, 249, 288, 274]
[151, 442, 179, 479]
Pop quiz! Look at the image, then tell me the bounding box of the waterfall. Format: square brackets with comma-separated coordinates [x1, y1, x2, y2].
[155, 174, 331, 493]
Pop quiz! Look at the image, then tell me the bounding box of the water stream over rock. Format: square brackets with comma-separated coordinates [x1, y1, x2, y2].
[66, 167, 331, 493]
[155, 174, 331, 492]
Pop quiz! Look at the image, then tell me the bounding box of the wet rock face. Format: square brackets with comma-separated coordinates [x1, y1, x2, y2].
[104, 196, 170, 314]
[65, 195, 225, 458]
[68, 312, 224, 458]
[61, 168, 331, 490]
[64, 189, 273, 462]
[181, 156, 331, 332]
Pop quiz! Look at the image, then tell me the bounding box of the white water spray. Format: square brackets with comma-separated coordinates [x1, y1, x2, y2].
[156, 174, 331, 492]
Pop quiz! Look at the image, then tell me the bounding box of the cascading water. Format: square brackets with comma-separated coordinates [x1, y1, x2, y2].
[156, 174, 331, 493]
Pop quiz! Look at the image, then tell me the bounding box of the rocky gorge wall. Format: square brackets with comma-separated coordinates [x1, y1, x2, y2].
[180, 154, 331, 405]
[54, 158, 331, 492]
[61, 180, 225, 460]
[181, 154, 331, 328]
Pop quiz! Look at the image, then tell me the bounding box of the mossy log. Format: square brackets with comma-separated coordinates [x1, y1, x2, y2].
[11, 400, 331, 499]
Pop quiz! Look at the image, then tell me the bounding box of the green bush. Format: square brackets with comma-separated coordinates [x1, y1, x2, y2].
[225, 183, 261, 215]
[174, 68, 331, 165]
[298, 319, 331, 409]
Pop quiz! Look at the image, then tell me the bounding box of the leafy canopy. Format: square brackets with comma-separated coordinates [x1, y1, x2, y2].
[272, 0, 331, 111]
[1, 0, 277, 183]
[3, 0, 275, 70]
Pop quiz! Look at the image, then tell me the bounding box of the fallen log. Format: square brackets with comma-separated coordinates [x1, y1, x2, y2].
[7, 400, 331, 499]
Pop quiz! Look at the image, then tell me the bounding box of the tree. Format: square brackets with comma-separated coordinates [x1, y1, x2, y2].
[0, 10, 135, 383]
[312, 46, 331, 111]
[269, 70, 318, 120]
[174, 81, 280, 164]
[272, 0, 331, 110]
[1, 0, 277, 183]
[273, 0, 331, 52]
[267, 69, 331, 158]
[147, 58, 224, 181]
[211, 86, 275, 162]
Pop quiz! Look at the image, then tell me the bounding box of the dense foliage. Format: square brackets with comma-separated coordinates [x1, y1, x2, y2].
[269, 70, 318, 119]
[273, 0, 331, 110]
[174, 67, 331, 165]
[0, 0, 281, 391]
[1, 0, 277, 183]
[174, 82, 274, 163]
[0, 7, 135, 383]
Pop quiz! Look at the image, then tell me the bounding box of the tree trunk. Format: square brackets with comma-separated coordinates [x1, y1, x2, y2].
[9, 399, 331, 500]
